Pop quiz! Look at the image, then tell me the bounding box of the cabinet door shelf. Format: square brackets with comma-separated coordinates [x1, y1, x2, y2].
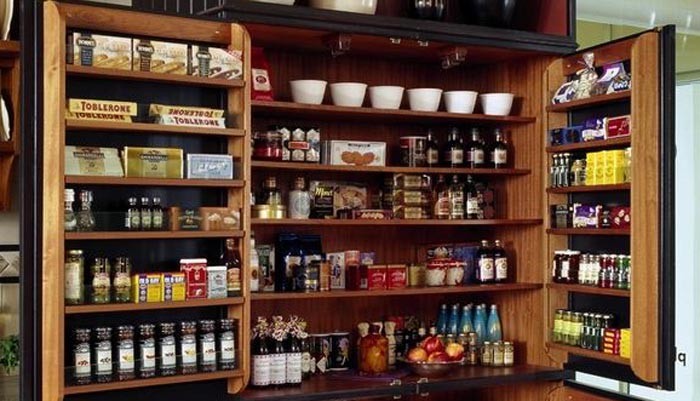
[251, 161, 530, 176]
[65, 230, 244, 240]
[66, 64, 246, 88]
[63, 370, 244, 395]
[66, 119, 245, 137]
[252, 218, 543, 227]
[545, 91, 631, 112]
[65, 176, 245, 188]
[252, 100, 536, 124]
[548, 342, 630, 365]
[546, 183, 630, 193]
[65, 297, 244, 314]
[546, 283, 629, 297]
[252, 283, 542, 301]
[545, 137, 631, 153]
[546, 228, 630, 236]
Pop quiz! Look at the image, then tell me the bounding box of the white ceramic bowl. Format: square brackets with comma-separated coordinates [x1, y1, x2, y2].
[309, 0, 377, 14]
[290, 80, 328, 105]
[330, 82, 368, 107]
[249, 0, 295, 5]
[443, 90, 478, 114]
[368, 86, 405, 109]
[407, 88, 443, 112]
[480, 93, 515, 116]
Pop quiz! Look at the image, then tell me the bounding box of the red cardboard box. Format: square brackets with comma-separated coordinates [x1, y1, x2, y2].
[387, 264, 407, 289]
[367, 265, 387, 291]
[180, 258, 208, 299]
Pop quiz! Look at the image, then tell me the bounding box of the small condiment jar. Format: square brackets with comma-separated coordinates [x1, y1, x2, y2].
[116, 325, 135, 381]
[503, 341, 515, 366]
[492, 341, 505, 367]
[481, 341, 493, 366]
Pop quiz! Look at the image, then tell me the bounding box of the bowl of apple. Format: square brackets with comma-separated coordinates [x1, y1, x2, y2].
[402, 335, 465, 378]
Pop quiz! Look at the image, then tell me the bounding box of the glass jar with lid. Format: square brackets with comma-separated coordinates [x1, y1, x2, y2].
[218, 319, 237, 370]
[90, 258, 111, 304]
[65, 250, 85, 305]
[179, 321, 198, 374]
[72, 328, 92, 385]
[116, 325, 135, 381]
[426, 259, 448, 287]
[112, 257, 131, 303]
[138, 324, 156, 378]
[158, 323, 177, 376]
[93, 327, 113, 383]
[198, 320, 217, 372]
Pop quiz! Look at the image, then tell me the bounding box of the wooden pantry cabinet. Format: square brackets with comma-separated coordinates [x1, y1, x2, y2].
[37, 2, 675, 401]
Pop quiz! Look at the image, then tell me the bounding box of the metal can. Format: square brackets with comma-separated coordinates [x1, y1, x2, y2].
[503, 341, 514, 366]
[492, 341, 504, 367]
[329, 332, 350, 371]
[480, 341, 493, 366]
[311, 334, 330, 374]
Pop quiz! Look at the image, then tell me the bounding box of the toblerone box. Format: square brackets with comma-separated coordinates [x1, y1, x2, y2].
[67, 98, 138, 122]
[149, 104, 225, 119]
[123, 146, 184, 179]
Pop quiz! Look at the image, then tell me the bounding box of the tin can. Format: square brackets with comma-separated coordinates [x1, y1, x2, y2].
[329, 332, 351, 371]
[481, 341, 493, 366]
[311, 334, 330, 374]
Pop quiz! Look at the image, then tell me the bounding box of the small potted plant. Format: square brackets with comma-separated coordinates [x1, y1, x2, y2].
[0, 335, 19, 376]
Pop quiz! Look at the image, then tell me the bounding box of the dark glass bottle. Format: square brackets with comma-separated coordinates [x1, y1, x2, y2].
[285, 335, 302, 386]
[465, 175, 480, 220]
[73, 328, 92, 385]
[433, 175, 450, 220]
[126, 197, 140, 231]
[251, 335, 271, 387]
[493, 239, 508, 282]
[490, 129, 508, 168]
[269, 338, 287, 387]
[448, 175, 465, 220]
[140, 197, 152, 231]
[393, 321, 404, 362]
[218, 319, 237, 370]
[467, 128, 485, 168]
[426, 129, 440, 167]
[198, 320, 217, 372]
[442, 127, 464, 167]
[158, 322, 177, 376]
[476, 240, 495, 283]
[152, 197, 164, 230]
[259, 176, 283, 206]
[138, 324, 156, 378]
[115, 325, 135, 381]
[222, 239, 242, 297]
[93, 327, 113, 383]
[178, 321, 198, 375]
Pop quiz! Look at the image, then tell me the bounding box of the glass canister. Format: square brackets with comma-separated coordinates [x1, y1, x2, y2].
[90, 258, 111, 304]
[426, 259, 448, 287]
[65, 250, 85, 305]
[198, 320, 218, 372]
[112, 257, 132, 303]
[116, 325, 135, 381]
[72, 328, 92, 385]
[93, 327, 113, 383]
[158, 322, 177, 376]
[253, 130, 284, 161]
[358, 322, 388, 375]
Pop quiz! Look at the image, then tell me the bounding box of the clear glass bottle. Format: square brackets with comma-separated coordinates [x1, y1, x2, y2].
[222, 238, 242, 297]
[467, 128, 485, 168]
[218, 319, 237, 371]
[459, 304, 474, 334]
[138, 324, 156, 378]
[260, 176, 283, 206]
[465, 175, 479, 220]
[198, 320, 218, 372]
[65, 249, 85, 305]
[73, 328, 92, 385]
[140, 197, 152, 231]
[436, 304, 449, 335]
[64, 189, 77, 232]
[151, 197, 164, 230]
[90, 257, 111, 304]
[448, 175, 465, 220]
[432, 174, 450, 220]
[158, 322, 177, 376]
[112, 257, 131, 303]
[288, 177, 311, 219]
[550, 155, 560, 188]
[126, 197, 140, 231]
[490, 129, 508, 168]
[93, 327, 113, 383]
[116, 325, 135, 381]
[77, 190, 96, 232]
[493, 239, 508, 283]
[426, 129, 439, 167]
[472, 305, 487, 346]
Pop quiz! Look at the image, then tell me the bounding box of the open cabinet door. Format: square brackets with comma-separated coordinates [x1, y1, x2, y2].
[543, 26, 675, 395]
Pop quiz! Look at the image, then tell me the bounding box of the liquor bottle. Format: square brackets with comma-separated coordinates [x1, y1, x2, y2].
[64, 189, 77, 232]
[288, 177, 311, 219]
[447, 304, 460, 336]
[393, 319, 404, 362]
[487, 305, 503, 342]
[426, 129, 439, 167]
[285, 335, 302, 386]
[448, 175, 465, 220]
[493, 240, 508, 282]
[251, 334, 271, 387]
[472, 305, 487, 346]
[269, 337, 287, 387]
[259, 176, 283, 206]
[476, 240, 495, 283]
[222, 239, 242, 297]
[460, 304, 474, 334]
[464, 175, 479, 220]
[433, 175, 450, 220]
[442, 127, 464, 167]
[436, 304, 449, 335]
[300, 333, 312, 380]
[384, 321, 396, 368]
[151, 197, 164, 230]
[490, 129, 508, 168]
[126, 197, 140, 231]
[140, 197, 152, 231]
[250, 236, 260, 292]
[467, 128, 485, 168]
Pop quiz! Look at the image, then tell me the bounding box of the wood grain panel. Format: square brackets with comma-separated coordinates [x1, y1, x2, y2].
[559, 37, 636, 76]
[554, 386, 620, 401]
[0, 43, 20, 211]
[43, 3, 67, 401]
[630, 31, 660, 384]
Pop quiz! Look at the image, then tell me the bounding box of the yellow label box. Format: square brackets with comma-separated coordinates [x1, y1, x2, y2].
[123, 146, 183, 179]
[162, 272, 186, 302]
[132, 273, 162, 303]
[68, 98, 138, 116]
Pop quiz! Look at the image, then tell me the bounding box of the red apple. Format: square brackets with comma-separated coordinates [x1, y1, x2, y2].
[445, 343, 465, 361]
[407, 347, 428, 362]
[421, 336, 445, 355]
[427, 351, 450, 363]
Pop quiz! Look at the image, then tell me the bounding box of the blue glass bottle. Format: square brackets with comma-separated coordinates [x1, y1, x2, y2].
[473, 305, 487, 346]
[436, 304, 449, 335]
[487, 304, 503, 342]
[447, 304, 460, 335]
[459, 304, 474, 334]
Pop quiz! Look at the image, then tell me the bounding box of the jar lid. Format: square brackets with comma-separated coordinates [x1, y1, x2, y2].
[67, 249, 84, 255]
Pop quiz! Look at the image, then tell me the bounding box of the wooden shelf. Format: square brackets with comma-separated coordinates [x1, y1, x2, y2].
[547, 228, 630, 236]
[239, 364, 570, 401]
[66, 119, 245, 137]
[251, 161, 530, 176]
[252, 218, 543, 227]
[63, 370, 244, 395]
[65, 176, 245, 188]
[253, 283, 542, 301]
[548, 342, 630, 365]
[0, 41, 20, 57]
[66, 297, 244, 315]
[547, 283, 629, 297]
[0, 142, 14, 154]
[545, 91, 631, 112]
[546, 183, 630, 193]
[546, 137, 631, 153]
[0, 276, 19, 284]
[252, 100, 536, 124]
[66, 64, 245, 88]
[65, 230, 244, 240]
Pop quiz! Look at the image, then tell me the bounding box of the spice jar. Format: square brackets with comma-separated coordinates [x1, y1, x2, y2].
[426, 259, 448, 286]
[492, 341, 505, 367]
[480, 341, 493, 366]
[64, 189, 77, 232]
[179, 321, 198, 374]
[93, 327, 113, 383]
[218, 319, 237, 370]
[72, 328, 92, 385]
[112, 257, 131, 303]
[65, 250, 85, 305]
[552, 309, 565, 343]
[158, 323, 177, 376]
[503, 341, 514, 366]
[90, 258, 111, 304]
[138, 324, 156, 378]
[198, 320, 217, 372]
[116, 325, 135, 381]
[253, 130, 284, 161]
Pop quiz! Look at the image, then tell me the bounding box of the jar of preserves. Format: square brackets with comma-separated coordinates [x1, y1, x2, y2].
[492, 341, 505, 367]
[572, 312, 583, 346]
[72, 328, 92, 385]
[218, 319, 237, 370]
[138, 324, 156, 378]
[503, 341, 514, 366]
[158, 323, 177, 376]
[562, 311, 573, 345]
[179, 321, 198, 374]
[116, 325, 135, 381]
[552, 309, 565, 343]
[198, 320, 217, 372]
[65, 250, 85, 305]
[568, 251, 581, 284]
[93, 327, 113, 383]
[253, 130, 284, 161]
[358, 322, 388, 375]
[480, 341, 493, 366]
[426, 259, 448, 287]
[90, 258, 111, 304]
[112, 257, 131, 303]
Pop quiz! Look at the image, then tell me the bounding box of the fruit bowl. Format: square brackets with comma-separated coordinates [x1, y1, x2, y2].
[401, 358, 464, 378]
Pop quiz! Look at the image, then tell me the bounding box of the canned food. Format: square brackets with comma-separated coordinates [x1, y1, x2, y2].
[329, 332, 351, 371]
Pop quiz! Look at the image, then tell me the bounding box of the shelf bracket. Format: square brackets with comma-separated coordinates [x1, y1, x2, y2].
[389, 378, 402, 400]
[416, 377, 430, 397]
[323, 33, 352, 57]
[441, 46, 468, 69]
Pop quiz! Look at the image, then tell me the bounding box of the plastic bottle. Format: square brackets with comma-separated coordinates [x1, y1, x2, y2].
[487, 304, 503, 342]
[472, 305, 487, 346]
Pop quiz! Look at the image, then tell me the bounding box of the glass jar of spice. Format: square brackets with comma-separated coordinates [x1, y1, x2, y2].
[481, 341, 493, 366]
[65, 250, 85, 305]
[492, 341, 505, 367]
[218, 319, 237, 370]
[503, 341, 514, 366]
[179, 321, 198, 374]
[138, 324, 156, 378]
[112, 257, 131, 303]
[90, 258, 111, 304]
[72, 328, 92, 385]
[158, 323, 177, 376]
[93, 327, 113, 383]
[198, 320, 217, 372]
[116, 325, 135, 381]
